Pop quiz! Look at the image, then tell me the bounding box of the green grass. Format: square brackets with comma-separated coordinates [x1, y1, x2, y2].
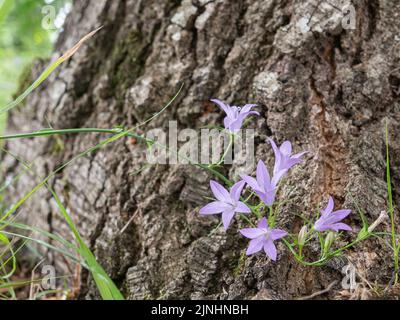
[386, 123, 399, 285]
[0, 0, 71, 133]
[50, 188, 124, 300]
[0, 24, 127, 299]
[0, 75, 182, 299]
[0, 27, 102, 115]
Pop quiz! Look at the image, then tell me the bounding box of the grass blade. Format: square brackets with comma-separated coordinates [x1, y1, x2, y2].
[0, 85, 183, 225]
[50, 188, 124, 300]
[0, 27, 102, 114]
[0, 88, 183, 298]
[386, 123, 399, 285]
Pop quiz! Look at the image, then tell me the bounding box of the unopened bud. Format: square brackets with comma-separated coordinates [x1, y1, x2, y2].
[367, 211, 387, 233]
[298, 226, 308, 246]
[323, 232, 335, 254]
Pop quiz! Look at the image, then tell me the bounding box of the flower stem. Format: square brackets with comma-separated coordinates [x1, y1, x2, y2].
[268, 206, 275, 227]
[216, 132, 234, 166]
[386, 123, 399, 285]
[0, 126, 234, 186]
[284, 232, 373, 267]
[239, 214, 255, 227]
[0, 128, 137, 140]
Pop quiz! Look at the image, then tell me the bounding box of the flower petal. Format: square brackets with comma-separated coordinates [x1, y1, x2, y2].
[199, 201, 230, 215]
[322, 210, 352, 226]
[229, 111, 259, 132]
[332, 209, 352, 220]
[268, 138, 282, 175]
[240, 174, 263, 193]
[285, 158, 302, 169]
[240, 104, 257, 114]
[256, 160, 271, 190]
[330, 222, 352, 232]
[292, 151, 308, 160]
[235, 201, 251, 214]
[314, 216, 327, 231]
[268, 138, 279, 155]
[321, 196, 334, 216]
[257, 217, 269, 229]
[314, 222, 329, 232]
[227, 119, 244, 132]
[211, 99, 233, 118]
[270, 228, 288, 240]
[210, 180, 231, 203]
[224, 116, 234, 131]
[263, 239, 278, 261]
[256, 190, 276, 206]
[271, 169, 287, 187]
[230, 180, 246, 201]
[246, 237, 265, 255]
[240, 228, 265, 239]
[280, 141, 292, 156]
[222, 210, 236, 230]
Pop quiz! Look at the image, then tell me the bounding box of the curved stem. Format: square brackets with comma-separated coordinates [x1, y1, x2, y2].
[385, 123, 399, 285]
[284, 233, 373, 267]
[216, 133, 234, 166]
[1, 123, 379, 270]
[0, 128, 139, 140]
[0, 127, 232, 187]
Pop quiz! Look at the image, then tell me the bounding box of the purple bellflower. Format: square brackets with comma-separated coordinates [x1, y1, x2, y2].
[200, 180, 251, 230]
[268, 138, 307, 176]
[314, 196, 352, 232]
[211, 99, 259, 133]
[240, 218, 288, 261]
[240, 160, 286, 206]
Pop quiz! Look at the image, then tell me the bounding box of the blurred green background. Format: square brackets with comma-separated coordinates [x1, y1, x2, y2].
[0, 0, 71, 133]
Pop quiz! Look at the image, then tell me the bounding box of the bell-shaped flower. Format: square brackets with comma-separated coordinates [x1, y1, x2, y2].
[240, 160, 285, 206]
[200, 180, 251, 230]
[211, 99, 259, 133]
[240, 218, 288, 261]
[314, 196, 352, 232]
[268, 138, 307, 176]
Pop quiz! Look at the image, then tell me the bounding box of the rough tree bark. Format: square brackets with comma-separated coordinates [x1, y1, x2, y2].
[2, 0, 400, 299]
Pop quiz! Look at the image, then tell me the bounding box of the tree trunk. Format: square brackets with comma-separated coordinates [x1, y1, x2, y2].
[3, 0, 400, 299]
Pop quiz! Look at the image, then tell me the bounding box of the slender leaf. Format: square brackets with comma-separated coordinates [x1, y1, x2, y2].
[50, 188, 124, 300]
[0, 26, 102, 114]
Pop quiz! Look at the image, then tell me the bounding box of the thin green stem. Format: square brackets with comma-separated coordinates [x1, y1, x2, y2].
[268, 206, 275, 227]
[0, 128, 159, 146]
[239, 213, 255, 227]
[0, 84, 184, 226]
[216, 133, 234, 166]
[1, 103, 381, 271]
[386, 123, 399, 285]
[244, 192, 255, 203]
[283, 232, 373, 267]
[0, 128, 131, 140]
[0, 126, 233, 188]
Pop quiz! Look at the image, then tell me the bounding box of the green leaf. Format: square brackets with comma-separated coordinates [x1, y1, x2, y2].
[50, 189, 125, 300]
[356, 226, 369, 241]
[0, 232, 9, 244]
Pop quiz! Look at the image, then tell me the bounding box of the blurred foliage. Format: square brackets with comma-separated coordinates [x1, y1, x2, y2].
[0, 0, 71, 131]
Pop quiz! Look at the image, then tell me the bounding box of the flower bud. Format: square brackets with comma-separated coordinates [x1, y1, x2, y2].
[323, 232, 335, 254]
[298, 226, 308, 246]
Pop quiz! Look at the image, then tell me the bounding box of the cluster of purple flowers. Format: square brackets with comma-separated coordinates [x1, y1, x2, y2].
[200, 99, 352, 261]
